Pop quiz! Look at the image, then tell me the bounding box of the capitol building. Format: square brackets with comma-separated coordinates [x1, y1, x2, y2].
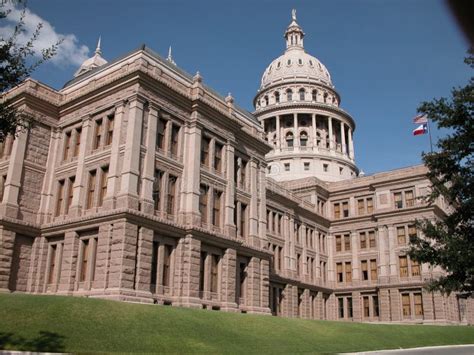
[0, 11, 472, 324]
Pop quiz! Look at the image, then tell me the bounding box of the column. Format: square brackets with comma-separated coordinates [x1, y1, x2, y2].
[387, 225, 398, 282]
[179, 117, 202, 226]
[340, 121, 346, 155]
[220, 248, 237, 311]
[351, 230, 359, 285]
[327, 234, 335, 288]
[276, 115, 281, 150]
[69, 116, 93, 216]
[248, 159, 259, 246]
[117, 97, 145, 209]
[348, 128, 355, 160]
[224, 143, 236, 236]
[258, 163, 267, 246]
[140, 105, 157, 214]
[0, 128, 28, 218]
[0, 227, 15, 291]
[58, 231, 79, 293]
[134, 227, 154, 295]
[293, 113, 298, 148]
[328, 116, 334, 150]
[175, 234, 202, 307]
[377, 226, 389, 283]
[311, 113, 317, 148]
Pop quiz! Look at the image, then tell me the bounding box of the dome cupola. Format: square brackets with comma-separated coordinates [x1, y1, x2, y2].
[74, 37, 108, 77]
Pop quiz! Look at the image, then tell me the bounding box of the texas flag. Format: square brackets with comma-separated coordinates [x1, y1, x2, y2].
[413, 123, 428, 136]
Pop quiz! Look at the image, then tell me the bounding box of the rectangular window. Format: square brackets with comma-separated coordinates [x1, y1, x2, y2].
[369, 231, 376, 248]
[106, 115, 114, 146]
[157, 118, 167, 150]
[153, 170, 163, 211]
[93, 119, 103, 150]
[347, 297, 353, 318]
[402, 294, 411, 317]
[212, 190, 222, 227]
[166, 175, 177, 215]
[48, 244, 57, 284]
[367, 198, 373, 213]
[342, 202, 349, 217]
[370, 259, 377, 281]
[405, 190, 414, 207]
[65, 176, 75, 215]
[214, 142, 223, 173]
[284, 163, 290, 171]
[361, 260, 368, 281]
[199, 185, 208, 224]
[345, 262, 352, 282]
[373, 296, 380, 317]
[394, 192, 403, 208]
[296, 253, 301, 276]
[201, 136, 210, 166]
[80, 239, 90, 282]
[399, 256, 408, 277]
[55, 180, 65, 216]
[360, 232, 367, 249]
[63, 132, 71, 160]
[170, 124, 180, 157]
[199, 252, 206, 292]
[334, 203, 341, 219]
[210, 254, 219, 293]
[73, 128, 81, 157]
[162, 245, 172, 287]
[336, 262, 343, 283]
[86, 170, 97, 209]
[338, 297, 344, 318]
[150, 241, 159, 286]
[304, 162, 310, 171]
[240, 203, 247, 238]
[0, 174, 7, 202]
[408, 225, 417, 242]
[357, 199, 365, 215]
[240, 159, 247, 189]
[323, 164, 329, 172]
[344, 234, 351, 251]
[239, 262, 246, 299]
[397, 226, 406, 245]
[414, 293, 423, 316]
[98, 166, 108, 207]
[363, 296, 370, 317]
[411, 259, 421, 276]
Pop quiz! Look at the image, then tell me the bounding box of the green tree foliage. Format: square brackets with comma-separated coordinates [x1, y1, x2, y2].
[409, 49, 474, 294]
[0, 0, 59, 142]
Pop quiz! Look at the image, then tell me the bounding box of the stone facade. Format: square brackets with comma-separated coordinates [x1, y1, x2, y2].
[0, 12, 472, 325]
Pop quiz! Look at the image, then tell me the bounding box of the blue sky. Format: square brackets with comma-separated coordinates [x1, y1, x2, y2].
[19, 0, 471, 174]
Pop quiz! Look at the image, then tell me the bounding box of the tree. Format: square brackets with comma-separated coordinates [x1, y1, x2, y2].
[409, 48, 474, 295]
[0, 0, 59, 142]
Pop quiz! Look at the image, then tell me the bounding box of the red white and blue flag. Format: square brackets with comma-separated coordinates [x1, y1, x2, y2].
[413, 123, 428, 136]
[413, 114, 428, 124]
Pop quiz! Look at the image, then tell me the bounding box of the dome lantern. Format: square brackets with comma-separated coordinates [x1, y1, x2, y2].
[285, 9, 305, 50]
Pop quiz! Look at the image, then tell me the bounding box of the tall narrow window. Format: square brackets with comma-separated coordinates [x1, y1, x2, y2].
[347, 297, 353, 318]
[394, 192, 403, 208]
[199, 252, 206, 292]
[361, 260, 368, 280]
[157, 118, 167, 150]
[369, 231, 376, 248]
[166, 175, 177, 215]
[48, 244, 57, 284]
[336, 262, 343, 282]
[240, 159, 247, 189]
[170, 124, 180, 157]
[240, 203, 247, 238]
[80, 239, 89, 282]
[98, 166, 108, 207]
[344, 234, 351, 251]
[106, 115, 114, 146]
[153, 170, 163, 211]
[299, 88, 305, 101]
[214, 142, 223, 173]
[63, 132, 71, 160]
[73, 128, 81, 157]
[414, 293, 423, 316]
[275, 91, 280, 103]
[334, 203, 341, 219]
[370, 259, 377, 280]
[342, 202, 349, 217]
[300, 131, 308, 147]
[201, 136, 210, 166]
[162, 245, 172, 287]
[0, 174, 7, 202]
[65, 176, 75, 215]
[367, 198, 374, 213]
[210, 254, 219, 293]
[399, 256, 408, 277]
[405, 190, 414, 207]
[212, 190, 222, 227]
[397, 226, 406, 245]
[411, 259, 420, 276]
[359, 232, 367, 249]
[296, 253, 301, 275]
[55, 180, 65, 216]
[312, 89, 317, 101]
[93, 119, 103, 150]
[402, 294, 411, 317]
[345, 262, 352, 282]
[408, 225, 417, 242]
[239, 262, 246, 298]
[150, 241, 159, 287]
[286, 89, 293, 101]
[357, 199, 365, 215]
[338, 297, 344, 318]
[335, 235, 342, 252]
[373, 296, 380, 317]
[199, 185, 208, 224]
[363, 296, 370, 317]
[86, 170, 97, 209]
[286, 132, 294, 148]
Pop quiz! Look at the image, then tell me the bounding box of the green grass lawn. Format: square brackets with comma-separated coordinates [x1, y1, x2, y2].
[0, 293, 473, 354]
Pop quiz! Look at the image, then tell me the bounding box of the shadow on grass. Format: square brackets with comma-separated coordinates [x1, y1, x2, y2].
[0, 331, 66, 352]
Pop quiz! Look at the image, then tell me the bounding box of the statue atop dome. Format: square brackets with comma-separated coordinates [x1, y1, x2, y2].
[292, 8, 296, 21]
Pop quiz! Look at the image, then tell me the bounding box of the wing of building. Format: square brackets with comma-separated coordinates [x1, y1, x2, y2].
[0, 12, 472, 324]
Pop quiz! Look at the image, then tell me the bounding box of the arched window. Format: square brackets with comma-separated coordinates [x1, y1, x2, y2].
[298, 58, 303, 65]
[312, 89, 317, 101]
[264, 96, 269, 106]
[287, 59, 291, 65]
[316, 132, 322, 147]
[274, 91, 280, 103]
[287, 89, 293, 101]
[300, 131, 308, 147]
[286, 132, 294, 148]
[299, 88, 305, 101]
[323, 92, 328, 103]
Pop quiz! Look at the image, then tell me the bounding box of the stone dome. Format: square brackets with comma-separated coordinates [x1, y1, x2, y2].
[259, 11, 333, 91]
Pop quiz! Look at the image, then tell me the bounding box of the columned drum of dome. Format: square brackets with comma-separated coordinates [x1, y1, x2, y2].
[254, 10, 359, 182]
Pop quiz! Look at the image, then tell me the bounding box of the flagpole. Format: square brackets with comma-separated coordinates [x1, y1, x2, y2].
[427, 118, 433, 153]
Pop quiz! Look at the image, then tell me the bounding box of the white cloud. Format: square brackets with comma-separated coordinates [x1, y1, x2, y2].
[0, 4, 90, 67]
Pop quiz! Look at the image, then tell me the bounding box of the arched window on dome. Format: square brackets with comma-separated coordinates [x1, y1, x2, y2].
[316, 132, 322, 147]
[274, 91, 280, 103]
[332, 96, 336, 104]
[300, 131, 308, 147]
[286, 89, 293, 102]
[312, 89, 317, 101]
[323, 92, 328, 103]
[298, 58, 303, 65]
[277, 61, 281, 68]
[299, 88, 305, 101]
[286, 132, 294, 148]
[264, 95, 269, 106]
[287, 59, 291, 65]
